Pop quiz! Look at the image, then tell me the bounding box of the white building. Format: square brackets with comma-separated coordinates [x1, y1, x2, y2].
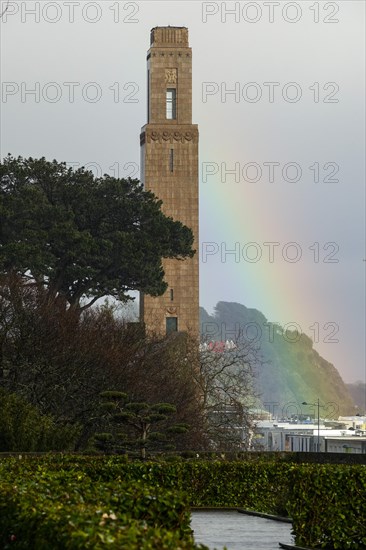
[254, 420, 366, 453]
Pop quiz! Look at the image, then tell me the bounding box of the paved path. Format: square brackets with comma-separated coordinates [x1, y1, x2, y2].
[191, 510, 294, 550]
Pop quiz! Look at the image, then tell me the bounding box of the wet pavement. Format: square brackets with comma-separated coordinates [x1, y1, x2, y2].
[191, 510, 294, 550]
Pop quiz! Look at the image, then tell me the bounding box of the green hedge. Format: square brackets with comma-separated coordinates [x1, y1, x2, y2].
[0, 459, 207, 549]
[0, 456, 365, 549]
[287, 464, 366, 549]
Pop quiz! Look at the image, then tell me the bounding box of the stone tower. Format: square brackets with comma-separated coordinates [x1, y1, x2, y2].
[139, 26, 199, 337]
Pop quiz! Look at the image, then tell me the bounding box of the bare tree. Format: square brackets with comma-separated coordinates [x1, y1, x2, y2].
[0, 276, 204, 451]
[194, 338, 260, 451]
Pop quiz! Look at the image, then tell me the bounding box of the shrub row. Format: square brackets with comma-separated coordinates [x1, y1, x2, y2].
[0, 459, 207, 549]
[1, 456, 365, 549]
[287, 464, 366, 549]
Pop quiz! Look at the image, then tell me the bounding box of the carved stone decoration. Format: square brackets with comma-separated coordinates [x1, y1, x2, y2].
[151, 27, 188, 47]
[165, 68, 177, 84]
[146, 129, 197, 144]
[166, 307, 177, 314]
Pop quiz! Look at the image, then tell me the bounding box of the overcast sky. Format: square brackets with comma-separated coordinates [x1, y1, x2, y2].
[0, 1, 365, 383]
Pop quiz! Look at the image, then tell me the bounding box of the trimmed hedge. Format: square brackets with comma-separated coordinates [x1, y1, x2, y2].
[0, 456, 365, 549]
[287, 464, 366, 549]
[0, 460, 207, 549]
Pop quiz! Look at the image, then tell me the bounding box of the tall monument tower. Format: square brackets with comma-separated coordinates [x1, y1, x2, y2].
[140, 26, 199, 337]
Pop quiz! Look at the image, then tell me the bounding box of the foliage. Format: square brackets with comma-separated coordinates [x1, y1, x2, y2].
[0, 459, 206, 549]
[1, 456, 365, 549]
[0, 155, 195, 312]
[0, 388, 79, 452]
[95, 392, 189, 458]
[287, 464, 366, 549]
[200, 302, 356, 416]
[0, 279, 203, 451]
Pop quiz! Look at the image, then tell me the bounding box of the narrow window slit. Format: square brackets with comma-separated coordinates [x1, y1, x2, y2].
[169, 149, 174, 172]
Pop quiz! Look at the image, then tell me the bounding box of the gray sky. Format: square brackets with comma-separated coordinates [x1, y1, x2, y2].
[0, 1, 365, 383]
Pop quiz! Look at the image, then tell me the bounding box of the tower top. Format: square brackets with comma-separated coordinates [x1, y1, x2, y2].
[150, 26, 189, 47]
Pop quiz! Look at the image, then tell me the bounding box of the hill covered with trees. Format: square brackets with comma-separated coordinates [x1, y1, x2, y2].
[200, 302, 356, 416]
